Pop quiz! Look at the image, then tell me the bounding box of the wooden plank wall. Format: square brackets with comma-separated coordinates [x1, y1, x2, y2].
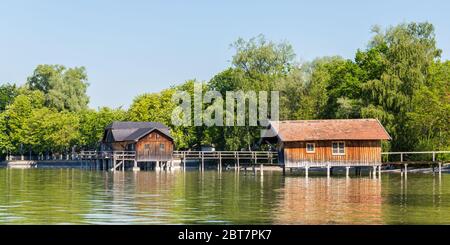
[283, 140, 381, 167]
[136, 131, 173, 162]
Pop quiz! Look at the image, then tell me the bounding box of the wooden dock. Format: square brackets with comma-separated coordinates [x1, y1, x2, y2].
[78, 150, 278, 172]
[64, 150, 450, 177]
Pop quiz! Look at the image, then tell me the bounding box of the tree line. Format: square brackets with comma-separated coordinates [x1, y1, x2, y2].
[0, 22, 448, 159]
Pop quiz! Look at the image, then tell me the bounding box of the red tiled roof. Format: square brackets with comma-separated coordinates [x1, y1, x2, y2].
[267, 119, 391, 141]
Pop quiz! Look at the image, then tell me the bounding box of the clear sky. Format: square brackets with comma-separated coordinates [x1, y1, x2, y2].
[1, 0, 449, 109]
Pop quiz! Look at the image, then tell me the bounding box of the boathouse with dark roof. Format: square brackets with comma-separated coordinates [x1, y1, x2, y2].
[101, 121, 174, 162]
[263, 119, 391, 169]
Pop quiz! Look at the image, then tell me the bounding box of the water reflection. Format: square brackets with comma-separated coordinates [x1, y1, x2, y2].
[274, 177, 382, 224]
[0, 168, 449, 224]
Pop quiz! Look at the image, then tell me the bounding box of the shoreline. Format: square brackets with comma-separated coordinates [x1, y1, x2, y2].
[1, 161, 448, 174]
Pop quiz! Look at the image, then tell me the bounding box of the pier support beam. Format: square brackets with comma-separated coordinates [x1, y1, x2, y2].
[378, 165, 381, 177]
[438, 162, 442, 174]
[305, 166, 309, 178]
[404, 164, 408, 179]
[373, 165, 377, 179]
[201, 156, 204, 171]
[346, 166, 350, 178]
[326, 165, 331, 178]
[132, 160, 140, 171]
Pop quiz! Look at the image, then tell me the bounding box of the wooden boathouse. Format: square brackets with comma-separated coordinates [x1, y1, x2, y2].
[262, 119, 391, 175]
[100, 121, 174, 170]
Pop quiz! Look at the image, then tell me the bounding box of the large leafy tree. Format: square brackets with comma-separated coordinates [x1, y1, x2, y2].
[2, 89, 45, 155]
[359, 22, 442, 151]
[26, 64, 89, 112]
[127, 81, 197, 149]
[205, 35, 296, 150]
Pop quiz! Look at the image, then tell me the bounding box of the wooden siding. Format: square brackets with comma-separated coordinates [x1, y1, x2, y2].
[135, 131, 173, 162]
[282, 140, 381, 167]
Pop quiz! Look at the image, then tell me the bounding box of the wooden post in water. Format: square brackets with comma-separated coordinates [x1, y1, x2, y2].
[404, 163, 408, 178]
[219, 152, 222, 172]
[201, 152, 204, 172]
[305, 166, 309, 178]
[372, 165, 377, 179]
[132, 159, 141, 172]
[326, 165, 331, 178]
[346, 166, 350, 178]
[183, 156, 186, 171]
[253, 153, 257, 175]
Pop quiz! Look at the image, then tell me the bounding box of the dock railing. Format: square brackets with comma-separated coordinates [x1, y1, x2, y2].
[173, 151, 278, 164]
[381, 151, 450, 163]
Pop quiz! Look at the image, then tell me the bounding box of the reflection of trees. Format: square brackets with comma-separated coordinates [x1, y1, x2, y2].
[382, 174, 450, 224]
[274, 177, 382, 224]
[130, 170, 284, 224]
[0, 168, 94, 224]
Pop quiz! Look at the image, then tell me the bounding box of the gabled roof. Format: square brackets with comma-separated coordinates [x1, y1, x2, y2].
[265, 119, 391, 142]
[105, 121, 173, 142]
[106, 121, 168, 130]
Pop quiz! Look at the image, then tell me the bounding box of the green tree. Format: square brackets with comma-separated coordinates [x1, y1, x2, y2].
[3, 89, 45, 155]
[359, 22, 442, 151]
[128, 81, 199, 150]
[26, 64, 89, 112]
[78, 107, 127, 149]
[0, 83, 18, 111]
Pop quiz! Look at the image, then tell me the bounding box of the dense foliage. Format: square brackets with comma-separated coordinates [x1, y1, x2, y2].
[0, 22, 448, 158]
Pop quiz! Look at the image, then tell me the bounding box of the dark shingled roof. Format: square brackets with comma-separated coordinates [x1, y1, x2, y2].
[265, 119, 391, 142]
[106, 121, 168, 130]
[106, 121, 173, 142]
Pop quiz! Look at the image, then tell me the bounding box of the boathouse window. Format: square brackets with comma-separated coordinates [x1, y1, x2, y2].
[144, 144, 150, 149]
[160, 143, 165, 151]
[306, 143, 315, 153]
[332, 141, 345, 155]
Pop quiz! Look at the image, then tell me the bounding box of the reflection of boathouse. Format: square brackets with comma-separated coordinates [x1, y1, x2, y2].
[274, 177, 383, 224]
[263, 119, 391, 169]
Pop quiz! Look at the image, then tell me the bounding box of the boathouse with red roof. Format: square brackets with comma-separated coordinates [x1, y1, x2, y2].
[263, 119, 391, 168]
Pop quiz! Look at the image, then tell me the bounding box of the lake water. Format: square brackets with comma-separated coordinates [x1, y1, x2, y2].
[0, 168, 449, 224]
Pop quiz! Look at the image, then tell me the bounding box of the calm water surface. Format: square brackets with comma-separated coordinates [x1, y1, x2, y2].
[0, 168, 449, 224]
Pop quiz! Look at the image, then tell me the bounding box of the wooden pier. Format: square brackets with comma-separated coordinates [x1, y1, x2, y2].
[173, 151, 278, 172]
[79, 150, 278, 172]
[62, 150, 450, 177]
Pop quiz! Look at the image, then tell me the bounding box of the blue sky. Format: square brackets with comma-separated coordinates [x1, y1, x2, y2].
[1, 0, 449, 109]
